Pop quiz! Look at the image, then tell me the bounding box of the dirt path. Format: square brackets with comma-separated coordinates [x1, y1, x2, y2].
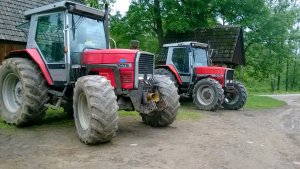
[1, 95, 300, 169]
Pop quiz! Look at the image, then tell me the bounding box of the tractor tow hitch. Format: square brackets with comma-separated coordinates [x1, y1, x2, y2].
[139, 79, 167, 114]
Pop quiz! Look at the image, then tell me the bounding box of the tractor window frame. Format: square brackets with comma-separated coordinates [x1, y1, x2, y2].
[35, 12, 65, 64]
[67, 13, 107, 65]
[170, 46, 190, 74]
[193, 47, 209, 67]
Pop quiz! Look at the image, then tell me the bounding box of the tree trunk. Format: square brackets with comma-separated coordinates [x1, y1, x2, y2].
[276, 57, 281, 91]
[286, 58, 289, 92]
[153, 0, 164, 48]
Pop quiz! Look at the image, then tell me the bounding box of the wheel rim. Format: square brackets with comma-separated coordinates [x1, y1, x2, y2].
[2, 73, 23, 113]
[77, 92, 90, 130]
[226, 89, 240, 105]
[196, 85, 215, 106]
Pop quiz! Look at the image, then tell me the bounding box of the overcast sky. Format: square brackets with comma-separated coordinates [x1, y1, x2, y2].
[111, 0, 130, 15]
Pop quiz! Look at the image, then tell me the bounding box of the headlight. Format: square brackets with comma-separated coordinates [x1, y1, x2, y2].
[138, 74, 144, 80]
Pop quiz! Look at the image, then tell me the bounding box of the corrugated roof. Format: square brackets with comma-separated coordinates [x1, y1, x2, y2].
[164, 26, 245, 66]
[0, 0, 84, 42]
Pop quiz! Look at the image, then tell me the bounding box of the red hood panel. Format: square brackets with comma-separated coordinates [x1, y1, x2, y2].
[83, 49, 138, 65]
[195, 66, 228, 75]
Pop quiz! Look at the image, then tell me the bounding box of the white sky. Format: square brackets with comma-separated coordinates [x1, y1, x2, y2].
[111, 0, 131, 15]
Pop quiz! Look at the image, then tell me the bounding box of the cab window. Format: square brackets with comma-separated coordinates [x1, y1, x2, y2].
[172, 47, 190, 73]
[35, 13, 64, 63]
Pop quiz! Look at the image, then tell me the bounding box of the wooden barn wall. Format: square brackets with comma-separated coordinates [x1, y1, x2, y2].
[0, 41, 26, 64]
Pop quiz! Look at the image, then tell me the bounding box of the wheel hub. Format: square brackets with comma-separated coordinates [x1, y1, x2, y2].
[2, 73, 23, 113]
[14, 81, 23, 105]
[77, 92, 90, 130]
[225, 89, 239, 105]
[197, 86, 214, 106]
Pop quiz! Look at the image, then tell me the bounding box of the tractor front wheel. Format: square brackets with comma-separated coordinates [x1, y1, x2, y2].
[140, 75, 180, 127]
[193, 78, 224, 111]
[155, 68, 178, 87]
[0, 58, 49, 126]
[222, 81, 247, 110]
[73, 76, 118, 144]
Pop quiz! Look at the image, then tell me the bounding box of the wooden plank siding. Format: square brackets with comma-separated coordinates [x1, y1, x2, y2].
[0, 40, 26, 64]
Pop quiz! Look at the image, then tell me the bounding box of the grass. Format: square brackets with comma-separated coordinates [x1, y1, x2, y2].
[244, 95, 287, 109]
[0, 108, 74, 131]
[0, 95, 286, 131]
[119, 100, 204, 121]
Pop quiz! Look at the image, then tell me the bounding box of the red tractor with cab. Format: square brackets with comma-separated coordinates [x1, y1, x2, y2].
[0, 1, 180, 144]
[155, 41, 247, 111]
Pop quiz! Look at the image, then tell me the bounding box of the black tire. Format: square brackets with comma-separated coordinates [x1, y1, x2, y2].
[155, 68, 178, 87]
[73, 75, 118, 144]
[62, 101, 73, 117]
[222, 81, 247, 110]
[0, 58, 49, 126]
[140, 75, 180, 127]
[192, 78, 224, 111]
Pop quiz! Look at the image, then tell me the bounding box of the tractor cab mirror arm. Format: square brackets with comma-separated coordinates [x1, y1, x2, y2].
[104, 2, 109, 49]
[209, 49, 218, 58]
[208, 49, 218, 66]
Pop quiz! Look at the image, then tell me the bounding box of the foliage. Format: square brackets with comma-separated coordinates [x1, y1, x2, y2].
[108, 0, 300, 92]
[85, 0, 116, 9]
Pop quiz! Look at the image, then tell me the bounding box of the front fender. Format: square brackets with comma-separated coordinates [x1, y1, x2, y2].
[155, 64, 183, 84]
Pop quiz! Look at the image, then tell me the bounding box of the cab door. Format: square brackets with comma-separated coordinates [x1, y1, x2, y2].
[166, 46, 192, 85]
[34, 12, 67, 86]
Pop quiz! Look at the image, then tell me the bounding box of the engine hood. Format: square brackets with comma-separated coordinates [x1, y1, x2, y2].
[195, 66, 231, 77]
[83, 49, 139, 65]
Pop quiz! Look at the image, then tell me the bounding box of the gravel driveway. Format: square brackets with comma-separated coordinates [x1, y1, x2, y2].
[0, 95, 300, 169]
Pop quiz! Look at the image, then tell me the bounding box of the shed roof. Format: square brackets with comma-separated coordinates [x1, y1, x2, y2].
[0, 0, 84, 43]
[164, 26, 245, 66]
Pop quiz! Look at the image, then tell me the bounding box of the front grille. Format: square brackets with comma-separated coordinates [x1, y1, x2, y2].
[225, 69, 234, 87]
[138, 53, 154, 75]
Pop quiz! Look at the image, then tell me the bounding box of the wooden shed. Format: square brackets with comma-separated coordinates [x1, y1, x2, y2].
[0, 0, 84, 63]
[164, 26, 245, 67]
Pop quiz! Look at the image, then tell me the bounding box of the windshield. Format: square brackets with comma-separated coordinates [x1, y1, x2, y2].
[193, 48, 208, 67]
[69, 13, 106, 53]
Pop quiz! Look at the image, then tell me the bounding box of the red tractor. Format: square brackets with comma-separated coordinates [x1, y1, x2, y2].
[155, 42, 247, 111]
[0, 1, 180, 144]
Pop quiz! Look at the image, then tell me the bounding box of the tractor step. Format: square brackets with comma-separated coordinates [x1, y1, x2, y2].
[48, 90, 64, 97]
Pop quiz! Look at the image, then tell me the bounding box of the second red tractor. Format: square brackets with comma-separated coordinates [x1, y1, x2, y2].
[155, 41, 247, 111]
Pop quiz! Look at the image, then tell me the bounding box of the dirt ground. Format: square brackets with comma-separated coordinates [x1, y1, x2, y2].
[1, 95, 300, 169]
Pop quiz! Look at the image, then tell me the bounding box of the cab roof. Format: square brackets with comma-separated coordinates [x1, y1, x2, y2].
[24, 1, 104, 19]
[163, 41, 208, 48]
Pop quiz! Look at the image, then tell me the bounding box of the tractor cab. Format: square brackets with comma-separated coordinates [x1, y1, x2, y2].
[24, 1, 109, 85]
[163, 41, 211, 86]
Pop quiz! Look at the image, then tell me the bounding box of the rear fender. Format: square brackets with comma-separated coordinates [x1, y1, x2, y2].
[155, 64, 183, 84]
[4, 49, 53, 85]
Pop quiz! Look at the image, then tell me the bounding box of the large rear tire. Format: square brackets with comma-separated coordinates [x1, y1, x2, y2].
[0, 58, 49, 126]
[73, 76, 118, 144]
[193, 78, 224, 111]
[140, 75, 180, 127]
[155, 68, 178, 87]
[222, 81, 247, 110]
